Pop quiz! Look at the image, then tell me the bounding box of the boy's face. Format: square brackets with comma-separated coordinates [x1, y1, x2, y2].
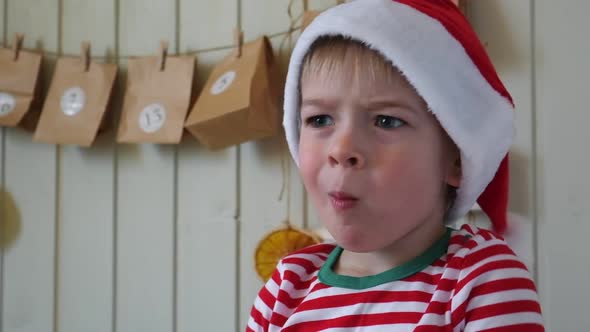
[299, 66, 460, 253]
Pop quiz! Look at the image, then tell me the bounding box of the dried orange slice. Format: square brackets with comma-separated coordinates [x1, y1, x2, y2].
[255, 225, 321, 282]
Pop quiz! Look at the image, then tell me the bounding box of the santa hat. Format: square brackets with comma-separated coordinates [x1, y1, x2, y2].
[283, 0, 515, 234]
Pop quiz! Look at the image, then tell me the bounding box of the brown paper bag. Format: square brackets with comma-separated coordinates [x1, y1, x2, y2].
[302, 11, 321, 31]
[0, 34, 42, 129]
[33, 43, 118, 146]
[184, 35, 281, 150]
[301, 1, 345, 31]
[117, 41, 195, 144]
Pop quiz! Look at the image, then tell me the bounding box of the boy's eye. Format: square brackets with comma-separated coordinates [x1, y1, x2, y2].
[375, 115, 406, 129]
[305, 115, 334, 128]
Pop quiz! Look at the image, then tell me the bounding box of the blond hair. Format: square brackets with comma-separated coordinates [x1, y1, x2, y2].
[300, 36, 401, 93]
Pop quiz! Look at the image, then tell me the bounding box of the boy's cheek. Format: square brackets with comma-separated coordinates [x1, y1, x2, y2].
[298, 150, 321, 189]
[298, 138, 319, 165]
[298, 155, 316, 183]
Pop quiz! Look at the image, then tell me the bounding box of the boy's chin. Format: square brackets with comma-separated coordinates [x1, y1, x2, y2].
[339, 244, 381, 253]
[330, 231, 386, 253]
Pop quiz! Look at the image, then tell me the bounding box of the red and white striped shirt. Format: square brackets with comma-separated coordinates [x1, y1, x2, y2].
[247, 224, 544, 331]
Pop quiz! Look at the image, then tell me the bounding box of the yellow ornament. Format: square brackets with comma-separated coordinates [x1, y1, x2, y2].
[254, 224, 321, 282]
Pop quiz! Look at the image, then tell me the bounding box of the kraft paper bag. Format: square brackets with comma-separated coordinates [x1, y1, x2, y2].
[301, 11, 321, 31]
[301, 1, 345, 31]
[184, 36, 281, 150]
[0, 34, 43, 130]
[34, 43, 118, 146]
[117, 42, 195, 144]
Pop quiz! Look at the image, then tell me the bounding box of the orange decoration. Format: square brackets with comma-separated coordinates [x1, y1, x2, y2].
[255, 225, 321, 282]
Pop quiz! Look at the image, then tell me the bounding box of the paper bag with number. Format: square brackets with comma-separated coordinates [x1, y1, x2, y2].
[117, 42, 195, 144]
[33, 44, 118, 146]
[0, 34, 42, 129]
[184, 36, 281, 150]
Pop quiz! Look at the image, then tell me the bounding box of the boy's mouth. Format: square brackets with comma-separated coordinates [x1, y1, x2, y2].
[328, 191, 359, 210]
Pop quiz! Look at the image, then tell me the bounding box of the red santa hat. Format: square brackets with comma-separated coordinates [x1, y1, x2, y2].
[282, 0, 514, 234]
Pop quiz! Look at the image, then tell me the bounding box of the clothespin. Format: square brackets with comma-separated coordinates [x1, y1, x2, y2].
[303, 0, 309, 11]
[12, 33, 24, 61]
[81, 41, 91, 72]
[159, 40, 169, 71]
[234, 28, 243, 58]
[336, 0, 344, 5]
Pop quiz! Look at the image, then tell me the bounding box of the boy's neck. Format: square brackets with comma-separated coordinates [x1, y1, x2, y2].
[334, 220, 447, 277]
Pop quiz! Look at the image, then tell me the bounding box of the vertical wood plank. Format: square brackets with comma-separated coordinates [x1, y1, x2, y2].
[116, 1, 176, 331]
[240, 0, 307, 329]
[176, 117, 237, 332]
[1, 0, 58, 331]
[0, 0, 3, 42]
[56, 1, 116, 332]
[468, 0, 535, 270]
[0, 0, 5, 329]
[535, 0, 590, 330]
[238, 138, 291, 331]
[176, 1, 239, 331]
[180, 0, 236, 50]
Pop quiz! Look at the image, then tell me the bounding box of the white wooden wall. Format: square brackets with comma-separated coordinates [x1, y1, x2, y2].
[0, 1, 588, 331]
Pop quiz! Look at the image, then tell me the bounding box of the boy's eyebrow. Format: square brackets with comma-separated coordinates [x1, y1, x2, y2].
[300, 98, 339, 110]
[300, 98, 420, 115]
[364, 100, 414, 112]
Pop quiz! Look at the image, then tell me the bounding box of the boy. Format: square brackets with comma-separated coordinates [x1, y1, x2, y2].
[247, 0, 544, 330]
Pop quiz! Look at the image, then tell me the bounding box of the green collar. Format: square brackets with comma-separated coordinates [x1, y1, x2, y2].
[318, 228, 452, 289]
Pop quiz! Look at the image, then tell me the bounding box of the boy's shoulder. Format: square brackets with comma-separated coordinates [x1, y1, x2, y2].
[277, 242, 336, 274]
[281, 242, 336, 261]
[450, 223, 509, 247]
[447, 223, 521, 268]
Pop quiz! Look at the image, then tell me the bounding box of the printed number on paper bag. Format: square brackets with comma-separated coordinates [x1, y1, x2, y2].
[210, 71, 236, 95]
[0, 92, 16, 117]
[139, 103, 167, 133]
[60, 87, 86, 116]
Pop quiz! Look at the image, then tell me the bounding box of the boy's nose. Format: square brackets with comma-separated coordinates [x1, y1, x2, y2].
[328, 133, 366, 169]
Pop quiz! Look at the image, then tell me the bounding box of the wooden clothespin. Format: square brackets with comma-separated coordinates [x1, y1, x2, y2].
[12, 33, 24, 61]
[303, 0, 309, 11]
[159, 40, 169, 71]
[234, 28, 243, 58]
[336, 0, 344, 5]
[81, 41, 91, 72]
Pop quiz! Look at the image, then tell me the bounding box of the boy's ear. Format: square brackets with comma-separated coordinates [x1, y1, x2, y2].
[447, 156, 462, 188]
